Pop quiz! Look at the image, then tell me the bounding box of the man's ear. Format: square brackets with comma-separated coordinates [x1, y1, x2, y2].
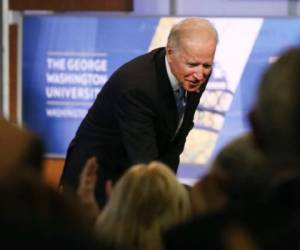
[105, 179, 113, 199]
[166, 45, 173, 57]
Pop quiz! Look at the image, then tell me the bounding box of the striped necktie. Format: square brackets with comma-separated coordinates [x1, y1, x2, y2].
[174, 87, 186, 122]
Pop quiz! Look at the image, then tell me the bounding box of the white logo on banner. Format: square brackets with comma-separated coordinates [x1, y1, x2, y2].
[45, 51, 108, 119]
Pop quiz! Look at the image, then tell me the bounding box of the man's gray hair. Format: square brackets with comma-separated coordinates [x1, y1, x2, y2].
[167, 18, 218, 50]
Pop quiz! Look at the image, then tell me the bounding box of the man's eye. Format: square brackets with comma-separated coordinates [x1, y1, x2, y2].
[203, 64, 212, 69]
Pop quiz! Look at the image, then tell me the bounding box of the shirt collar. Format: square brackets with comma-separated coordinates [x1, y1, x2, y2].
[165, 56, 181, 91]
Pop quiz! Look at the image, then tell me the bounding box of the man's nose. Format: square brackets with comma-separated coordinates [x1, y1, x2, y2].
[193, 67, 204, 80]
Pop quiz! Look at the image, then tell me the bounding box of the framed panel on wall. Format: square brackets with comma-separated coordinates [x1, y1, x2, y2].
[10, 0, 133, 11]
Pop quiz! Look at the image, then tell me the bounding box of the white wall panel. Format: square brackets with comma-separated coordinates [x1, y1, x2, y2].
[133, 0, 170, 15]
[177, 0, 289, 16]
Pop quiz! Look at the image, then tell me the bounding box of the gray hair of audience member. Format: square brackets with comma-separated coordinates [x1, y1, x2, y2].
[249, 47, 300, 165]
[190, 132, 271, 214]
[211, 132, 271, 198]
[95, 161, 191, 250]
[167, 17, 219, 51]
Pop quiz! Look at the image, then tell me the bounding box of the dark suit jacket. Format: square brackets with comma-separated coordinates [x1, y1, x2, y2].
[60, 47, 207, 205]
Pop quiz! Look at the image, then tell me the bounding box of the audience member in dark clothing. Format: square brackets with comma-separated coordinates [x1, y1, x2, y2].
[0, 118, 113, 249]
[0, 172, 110, 249]
[190, 132, 271, 215]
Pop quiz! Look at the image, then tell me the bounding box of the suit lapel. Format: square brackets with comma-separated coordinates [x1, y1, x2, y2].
[154, 48, 178, 137]
[152, 48, 208, 139]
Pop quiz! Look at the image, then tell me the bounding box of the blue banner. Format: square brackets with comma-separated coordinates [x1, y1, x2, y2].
[22, 15, 159, 157]
[22, 15, 300, 183]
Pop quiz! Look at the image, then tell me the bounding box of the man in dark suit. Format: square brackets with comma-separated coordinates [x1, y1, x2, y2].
[60, 18, 218, 205]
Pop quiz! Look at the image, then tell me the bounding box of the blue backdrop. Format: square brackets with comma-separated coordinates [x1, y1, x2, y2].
[22, 15, 300, 182]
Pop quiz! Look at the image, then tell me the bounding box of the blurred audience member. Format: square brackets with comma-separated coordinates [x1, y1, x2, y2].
[246, 46, 300, 250]
[0, 117, 44, 176]
[190, 132, 271, 215]
[0, 172, 109, 249]
[249, 47, 300, 182]
[221, 223, 260, 250]
[77, 156, 101, 226]
[92, 161, 191, 250]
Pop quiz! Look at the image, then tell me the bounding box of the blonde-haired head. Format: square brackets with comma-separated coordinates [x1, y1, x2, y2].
[95, 161, 191, 250]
